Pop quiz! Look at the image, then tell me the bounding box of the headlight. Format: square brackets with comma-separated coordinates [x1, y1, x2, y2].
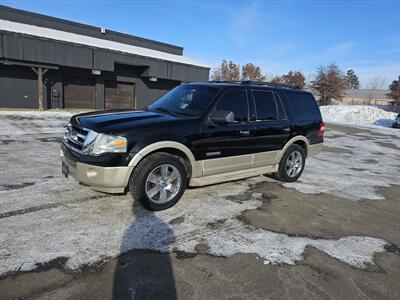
[83, 133, 127, 155]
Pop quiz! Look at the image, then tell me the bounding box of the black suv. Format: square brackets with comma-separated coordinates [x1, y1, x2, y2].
[61, 81, 324, 210]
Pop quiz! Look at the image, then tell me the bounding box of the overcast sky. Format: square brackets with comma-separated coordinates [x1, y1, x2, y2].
[3, 0, 399, 87]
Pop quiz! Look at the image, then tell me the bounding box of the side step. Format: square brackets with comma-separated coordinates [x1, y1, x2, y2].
[189, 164, 278, 187]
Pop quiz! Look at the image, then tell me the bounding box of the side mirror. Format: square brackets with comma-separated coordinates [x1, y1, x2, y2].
[210, 110, 235, 124]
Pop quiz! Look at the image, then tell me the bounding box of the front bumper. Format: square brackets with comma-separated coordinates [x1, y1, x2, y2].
[60, 149, 133, 193]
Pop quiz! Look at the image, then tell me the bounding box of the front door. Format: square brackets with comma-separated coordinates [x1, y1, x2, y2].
[250, 89, 290, 167]
[197, 89, 254, 176]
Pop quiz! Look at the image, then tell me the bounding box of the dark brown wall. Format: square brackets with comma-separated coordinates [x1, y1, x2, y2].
[0, 64, 180, 109]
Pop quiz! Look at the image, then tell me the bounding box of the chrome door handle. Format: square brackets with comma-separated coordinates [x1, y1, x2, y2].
[240, 130, 250, 136]
[283, 127, 291, 133]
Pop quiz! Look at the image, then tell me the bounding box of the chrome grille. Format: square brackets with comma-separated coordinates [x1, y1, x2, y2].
[64, 124, 89, 153]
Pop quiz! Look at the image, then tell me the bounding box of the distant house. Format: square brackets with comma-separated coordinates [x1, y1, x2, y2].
[341, 89, 391, 105]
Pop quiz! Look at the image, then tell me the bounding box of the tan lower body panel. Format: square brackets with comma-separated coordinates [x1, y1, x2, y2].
[202, 154, 253, 176]
[189, 164, 278, 187]
[190, 142, 323, 187]
[253, 150, 280, 168]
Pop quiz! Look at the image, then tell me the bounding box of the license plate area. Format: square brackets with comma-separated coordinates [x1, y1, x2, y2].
[62, 162, 69, 178]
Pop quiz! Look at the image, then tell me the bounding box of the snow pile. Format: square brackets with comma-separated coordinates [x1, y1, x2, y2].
[0, 111, 73, 118]
[320, 105, 397, 127]
[0, 111, 73, 135]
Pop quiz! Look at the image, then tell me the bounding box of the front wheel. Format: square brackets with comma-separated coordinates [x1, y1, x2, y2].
[129, 152, 188, 211]
[275, 144, 306, 182]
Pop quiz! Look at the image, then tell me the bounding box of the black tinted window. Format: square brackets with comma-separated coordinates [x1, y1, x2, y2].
[252, 90, 278, 121]
[215, 90, 248, 122]
[286, 92, 320, 121]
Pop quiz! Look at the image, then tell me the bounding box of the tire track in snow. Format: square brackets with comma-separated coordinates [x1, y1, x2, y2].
[0, 194, 110, 219]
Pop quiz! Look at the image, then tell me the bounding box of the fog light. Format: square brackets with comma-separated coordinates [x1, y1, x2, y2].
[86, 168, 98, 179]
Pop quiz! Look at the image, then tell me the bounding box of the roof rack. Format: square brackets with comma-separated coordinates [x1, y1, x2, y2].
[208, 80, 301, 90]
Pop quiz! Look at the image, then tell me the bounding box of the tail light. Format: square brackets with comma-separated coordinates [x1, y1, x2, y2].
[319, 122, 325, 137]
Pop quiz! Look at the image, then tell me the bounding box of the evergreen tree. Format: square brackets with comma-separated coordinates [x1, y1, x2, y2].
[345, 69, 360, 89]
[387, 76, 400, 106]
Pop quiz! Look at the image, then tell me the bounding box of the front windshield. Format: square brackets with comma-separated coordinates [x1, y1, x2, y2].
[148, 85, 219, 117]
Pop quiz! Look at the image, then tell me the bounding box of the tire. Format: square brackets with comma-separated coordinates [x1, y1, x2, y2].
[129, 152, 188, 211]
[275, 144, 306, 182]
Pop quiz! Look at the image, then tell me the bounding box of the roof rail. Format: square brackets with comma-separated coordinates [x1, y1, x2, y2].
[208, 80, 242, 84]
[208, 80, 301, 90]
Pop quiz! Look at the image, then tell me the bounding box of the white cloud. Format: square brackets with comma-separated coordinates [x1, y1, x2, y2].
[229, 1, 260, 44]
[326, 42, 355, 55]
[350, 63, 399, 88]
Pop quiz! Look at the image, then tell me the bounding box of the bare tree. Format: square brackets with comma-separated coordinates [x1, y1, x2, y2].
[273, 71, 306, 88]
[271, 76, 284, 84]
[210, 60, 241, 81]
[241, 63, 266, 81]
[311, 63, 347, 105]
[364, 76, 388, 90]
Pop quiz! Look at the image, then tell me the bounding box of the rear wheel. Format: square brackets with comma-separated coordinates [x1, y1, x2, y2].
[275, 144, 306, 182]
[129, 152, 188, 211]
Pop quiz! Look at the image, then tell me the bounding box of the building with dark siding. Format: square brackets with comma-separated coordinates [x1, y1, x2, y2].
[0, 6, 210, 110]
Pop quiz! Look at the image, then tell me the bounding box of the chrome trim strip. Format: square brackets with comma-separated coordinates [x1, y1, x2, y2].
[76, 132, 87, 139]
[206, 151, 221, 157]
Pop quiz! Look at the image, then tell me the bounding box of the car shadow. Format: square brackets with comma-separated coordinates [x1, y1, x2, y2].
[112, 200, 177, 299]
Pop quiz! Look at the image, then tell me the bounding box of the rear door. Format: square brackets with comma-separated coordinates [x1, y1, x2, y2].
[250, 89, 291, 167]
[198, 89, 254, 176]
[63, 76, 95, 109]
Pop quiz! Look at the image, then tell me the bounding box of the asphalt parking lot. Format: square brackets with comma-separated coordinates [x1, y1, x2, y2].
[0, 112, 399, 299]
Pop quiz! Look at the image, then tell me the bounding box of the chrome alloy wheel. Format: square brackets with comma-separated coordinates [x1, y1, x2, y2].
[285, 150, 303, 178]
[145, 164, 182, 204]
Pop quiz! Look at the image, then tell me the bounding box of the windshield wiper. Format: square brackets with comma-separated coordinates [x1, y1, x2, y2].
[153, 107, 178, 116]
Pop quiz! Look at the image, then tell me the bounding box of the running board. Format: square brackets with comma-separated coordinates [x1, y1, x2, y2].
[189, 164, 278, 187]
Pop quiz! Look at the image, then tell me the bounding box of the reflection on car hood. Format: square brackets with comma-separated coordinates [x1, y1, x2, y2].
[71, 109, 179, 134]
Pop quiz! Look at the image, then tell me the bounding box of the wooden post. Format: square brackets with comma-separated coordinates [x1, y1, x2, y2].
[31, 67, 49, 110]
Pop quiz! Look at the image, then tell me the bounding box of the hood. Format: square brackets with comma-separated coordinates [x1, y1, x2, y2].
[71, 109, 180, 134]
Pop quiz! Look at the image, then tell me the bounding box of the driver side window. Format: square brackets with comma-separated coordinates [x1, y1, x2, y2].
[213, 90, 248, 122]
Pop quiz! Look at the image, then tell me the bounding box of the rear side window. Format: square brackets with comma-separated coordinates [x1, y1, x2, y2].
[286, 92, 320, 121]
[214, 90, 248, 122]
[252, 90, 286, 121]
[252, 90, 277, 121]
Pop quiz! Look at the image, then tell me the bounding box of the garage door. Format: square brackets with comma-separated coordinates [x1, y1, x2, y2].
[105, 81, 135, 109]
[63, 76, 95, 109]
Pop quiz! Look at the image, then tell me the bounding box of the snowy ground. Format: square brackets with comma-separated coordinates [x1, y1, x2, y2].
[0, 111, 399, 279]
[320, 105, 398, 127]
